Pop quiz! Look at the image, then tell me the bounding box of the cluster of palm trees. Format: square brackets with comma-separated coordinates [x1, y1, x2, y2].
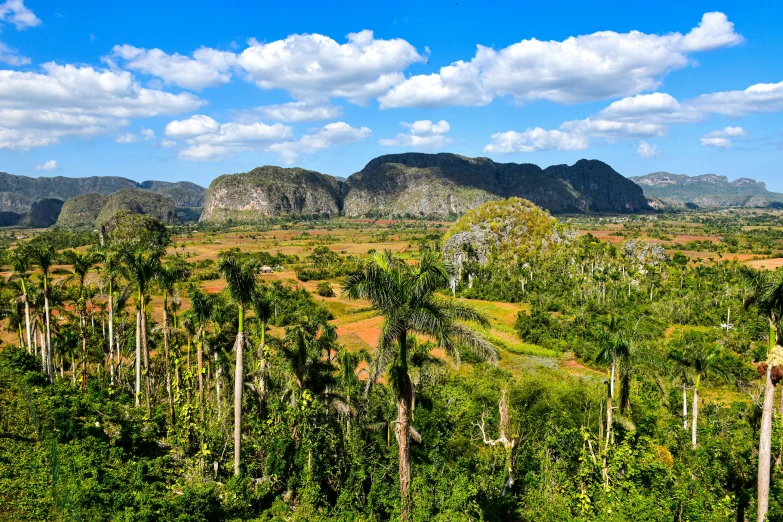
[3, 237, 497, 522]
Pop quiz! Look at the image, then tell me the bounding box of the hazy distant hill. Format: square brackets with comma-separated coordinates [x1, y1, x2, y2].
[56, 189, 178, 227]
[630, 172, 783, 208]
[0, 171, 206, 213]
[201, 153, 650, 222]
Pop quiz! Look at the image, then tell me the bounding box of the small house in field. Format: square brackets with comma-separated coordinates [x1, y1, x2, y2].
[260, 266, 273, 274]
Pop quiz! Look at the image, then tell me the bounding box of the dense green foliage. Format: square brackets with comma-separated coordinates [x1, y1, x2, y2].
[3, 203, 783, 521]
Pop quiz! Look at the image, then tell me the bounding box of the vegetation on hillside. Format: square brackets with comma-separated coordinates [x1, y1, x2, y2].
[2, 199, 783, 520]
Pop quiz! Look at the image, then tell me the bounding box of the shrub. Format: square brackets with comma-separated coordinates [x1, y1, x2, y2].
[316, 282, 335, 297]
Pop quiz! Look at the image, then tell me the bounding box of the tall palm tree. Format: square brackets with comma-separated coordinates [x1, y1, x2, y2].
[29, 245, 56, 380]
[595, 315, 631, 453]
[218, 253, 257, 477]
[188, 287, 214, 423]
[8, 248, 33, 354]
[155, 260, 191, 425]
[251, 289, 273, 409]
[743, 267, 783, 522]
[95, 250, 123, 385]
[64, 250, 98, 387]
[668, 336, 723, 449]
[122, 247, 164, 417]
[343, 250, 496, 522]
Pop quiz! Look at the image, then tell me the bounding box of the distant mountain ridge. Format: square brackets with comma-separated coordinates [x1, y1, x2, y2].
[0, 171, 206, 212]
[201, 153, 650, 222]
[630, 171, 783, 208]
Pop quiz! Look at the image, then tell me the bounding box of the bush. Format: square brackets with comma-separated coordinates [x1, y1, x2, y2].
[316, 282, 335, 297]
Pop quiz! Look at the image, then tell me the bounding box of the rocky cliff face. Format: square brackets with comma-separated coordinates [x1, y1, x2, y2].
[200, 154, 649, 221]
[139, 181, 206, 207]
[56, 193, 108, 227]
[343, 154, 649, 217]
[200, 166, 344, 222]
[0, 171, 205, 213]
[0, 172, 137, 212]
[96, 189, 178, 225]
[630, 172, 783, 208]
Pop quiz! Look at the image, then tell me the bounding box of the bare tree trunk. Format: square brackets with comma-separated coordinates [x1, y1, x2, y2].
[135, 309, 141, 408]
[759, 321, 778, 522]
[44, 293, 53, 380]
[163, 302, 174, 425]
[682, 382, 688, 431]
[215, 350, 221, 420]
[759, 363, 775, 522]
[198, 333, 204, 423]
[108, 289, 114, 385]
[233, 330, 244, 476]
[141, 297, 151, 418]
[691, 385, 698, 449]
[398, 373, 412, 522]
[23, 294, 32, 354]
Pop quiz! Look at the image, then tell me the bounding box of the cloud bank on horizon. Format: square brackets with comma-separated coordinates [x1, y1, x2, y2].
[0, 1, 780, 185]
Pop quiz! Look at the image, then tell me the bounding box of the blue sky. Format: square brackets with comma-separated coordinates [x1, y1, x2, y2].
[0, 0, 781, 189]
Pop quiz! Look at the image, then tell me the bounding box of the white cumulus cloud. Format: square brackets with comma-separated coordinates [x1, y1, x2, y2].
[116, 132, 138, 143]
[171, 115, 294, 161]
[252, 102, 343, 123]
[0, 0, 41, 29]
[141, 128, 155, 140]
[237, 30, 423, 104]
[165, 115, 221, 138]
[0, 63, 204, 150]
[636, 141, 660, 158]
[483, 128, 588, 153]
[381, 12, 742, 109]
[109, 44, 237, 90]
[160, 139, 176, 148]
[379, 119, 452, 149]
[700, 126, 747, 148]
[268, 122, 371, 163]
[0, 41, 29, 66]
[34, 159, 57, 170]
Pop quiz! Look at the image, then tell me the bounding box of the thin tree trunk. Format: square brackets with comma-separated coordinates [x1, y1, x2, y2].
[758, 322, 777, 522]
[109, 285, 114, 385]
[44, 291, 53, 380]
[397, 332, 412, 522]
[23, 290, 32, 354]
[691, 383, 698, 449]
[233, 307, 245, 477]
[682, 382, 688, 431]
[759, 364, 775, 522]
[163, 297, 174, 425]
[135, 309, 141, 408]
[198, 332, 204, 423]
[215, 350, 221, 420]
[258, 323, 266, 412]
[141, 296, 151, 418]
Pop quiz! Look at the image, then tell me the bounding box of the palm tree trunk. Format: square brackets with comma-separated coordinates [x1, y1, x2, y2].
[759, 323, 777, 522]
[44, 291, 53, 380]
[691, 383, 698, 449]
[81, 309, 87, 391]
[215, 351, 221, 420]
[163, 296, 174, 425]
[682, 382, 688, 431]
[233, 307, 245, 477]
[23, 290, 32, 354]
[108, 285, 114, 385]
[135, 308, 142, 408]
[397, 332, 412, 522]
[141, 296, 151, 418]
[258, 322, 266, 412]
[198, 332, 204, 423]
